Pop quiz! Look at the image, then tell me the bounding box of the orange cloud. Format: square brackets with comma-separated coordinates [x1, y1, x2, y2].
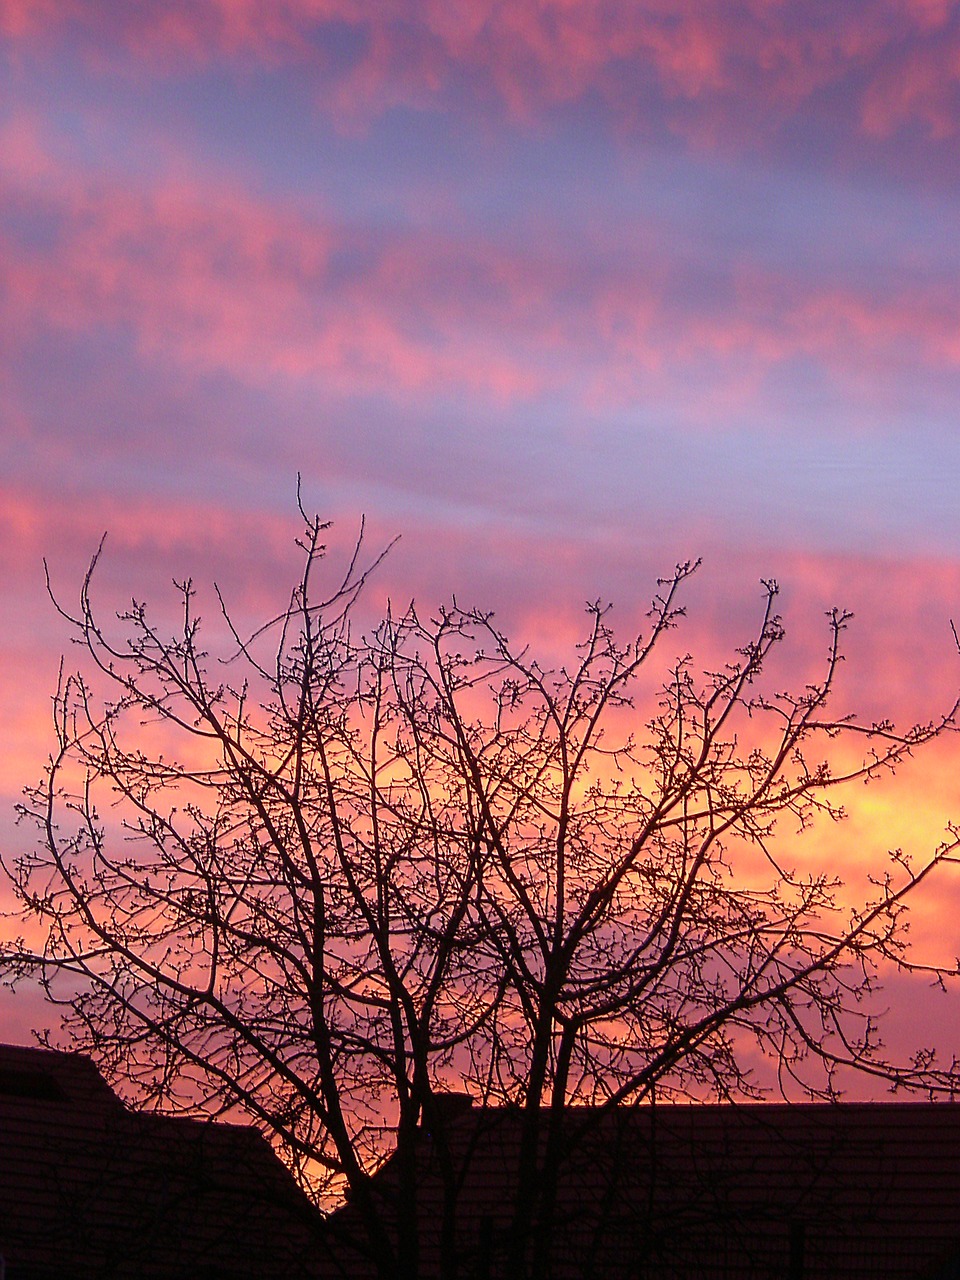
[5, 481, 959, 1017]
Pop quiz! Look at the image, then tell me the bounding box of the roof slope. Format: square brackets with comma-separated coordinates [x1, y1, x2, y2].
[327, 1096, 960, 1279]
[0, 1042, 325, 1280]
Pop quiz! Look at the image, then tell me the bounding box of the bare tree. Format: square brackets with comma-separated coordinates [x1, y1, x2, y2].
[4, 509, 960, 1279]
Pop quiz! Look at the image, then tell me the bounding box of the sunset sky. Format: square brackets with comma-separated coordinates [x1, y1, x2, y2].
[3, 1, 960, 1068]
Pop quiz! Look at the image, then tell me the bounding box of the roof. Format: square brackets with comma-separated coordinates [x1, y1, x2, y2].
[327, 1095, 960, 1279]
[0, 1042, 326, 1280]
[9, 1040, 960, 1279]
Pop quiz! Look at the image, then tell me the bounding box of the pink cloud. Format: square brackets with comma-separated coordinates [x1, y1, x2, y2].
[353, 516, 960, 731]
[8, 474, 958, 792]
[861, 30, 960, 139]
[5, 118, 960, 426]
[4, 1, 960, 142]
[0, 138, 552, 403]
[5, 481, 959, 992]
[0, 481, 303, 588]
[0, 0, 79, 40]
[0, 114, 58, 184]
[886, 0, 957, 35]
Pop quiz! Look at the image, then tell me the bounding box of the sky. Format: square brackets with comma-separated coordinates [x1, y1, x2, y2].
[3, 1, 960, 1075]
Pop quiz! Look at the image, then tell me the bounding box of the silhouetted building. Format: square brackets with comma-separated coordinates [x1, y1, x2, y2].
[7, 1040, 960, 1279]
[325, 1093, 960, 1279]
[0, 1043, 324, 1279]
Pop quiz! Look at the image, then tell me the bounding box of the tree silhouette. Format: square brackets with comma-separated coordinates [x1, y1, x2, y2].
[4, 509, 960, 1279]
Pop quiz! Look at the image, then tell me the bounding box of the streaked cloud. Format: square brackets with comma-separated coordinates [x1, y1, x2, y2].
[2, 1, 959, 141]
[6, 124, 960, 432]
